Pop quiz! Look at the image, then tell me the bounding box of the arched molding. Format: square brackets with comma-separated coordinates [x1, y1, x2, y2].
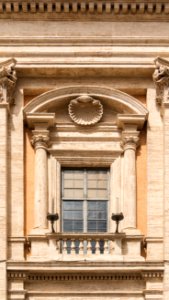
[23, 86, 148, 118]
[24, 86, 148, 243]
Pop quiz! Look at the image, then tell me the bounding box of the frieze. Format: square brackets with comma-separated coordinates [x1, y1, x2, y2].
[8, 271, 163, 281]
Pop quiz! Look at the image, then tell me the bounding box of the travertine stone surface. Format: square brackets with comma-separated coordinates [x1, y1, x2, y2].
[0, 107, 7, 300]
[163, 104, 169, 299]
[146, 89, 163, 262]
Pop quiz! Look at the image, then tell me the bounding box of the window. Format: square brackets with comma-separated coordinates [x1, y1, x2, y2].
[61, 168, 109, 232]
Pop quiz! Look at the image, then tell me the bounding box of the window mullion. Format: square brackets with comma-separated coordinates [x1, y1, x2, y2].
[84, 169, 87, 232]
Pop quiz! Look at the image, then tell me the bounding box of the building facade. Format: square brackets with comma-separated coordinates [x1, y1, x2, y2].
[1, 1, 169, 299]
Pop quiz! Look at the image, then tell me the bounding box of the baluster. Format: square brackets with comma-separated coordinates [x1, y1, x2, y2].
[71, 239, 76, 256]
[79, 238, 84, 256]
[95, 239, 100, 255]
[62, 238, 67, 255]
[104, 239, 109, 255]
[87, 238, 92, 256]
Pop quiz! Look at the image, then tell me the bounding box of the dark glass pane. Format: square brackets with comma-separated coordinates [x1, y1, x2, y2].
[98, 221, 107, 231]
[87, 220, 107, 232]
[63, 201, 83, 210]
[63, 220, 73, 232]
[87, 220, 97, 232]
[63, 211, 83, 220]
[88, 211, 107, 220]
[63, 220, 83, 232]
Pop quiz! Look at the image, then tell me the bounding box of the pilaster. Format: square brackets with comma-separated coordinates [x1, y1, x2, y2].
[153, 57, 169, 299]
[0, 59, 17, 300]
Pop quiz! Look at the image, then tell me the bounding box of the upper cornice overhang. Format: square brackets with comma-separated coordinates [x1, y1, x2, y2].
[0, 0, 169, 21]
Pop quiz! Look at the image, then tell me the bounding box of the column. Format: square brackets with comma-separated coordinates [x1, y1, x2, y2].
[0, 59, 17, 300]
[31, 129, 49, 230]
[122, 131, 139, 229]
[117, 115, 146, 261]
[25, 113, 55, 236]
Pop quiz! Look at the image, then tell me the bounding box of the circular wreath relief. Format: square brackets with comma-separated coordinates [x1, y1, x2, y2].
[68, 95, 103, 126]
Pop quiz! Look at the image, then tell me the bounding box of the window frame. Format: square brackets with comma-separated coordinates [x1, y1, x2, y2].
[48, 154, 122, 234]
[61, 167, 110, 233]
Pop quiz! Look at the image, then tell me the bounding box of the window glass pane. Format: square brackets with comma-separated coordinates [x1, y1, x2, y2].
[63, 170, 84, 180]
[62, 200, 83, 232]
[62, 169, 109, 232]
[64, 179, 84, 189]
[64, 211, 83, 220]
[88, 210, 107, 220]
[88, 201, 107, 210]
[88, 180, 107, 189]
[63, 201, 83, 210]
[87, 200, 107, 232]
[63, 188, 84, 199]
[63, 220, 83, 232]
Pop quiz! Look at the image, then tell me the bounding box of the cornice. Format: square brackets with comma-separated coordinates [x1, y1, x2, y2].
[0, 1, 169, 21]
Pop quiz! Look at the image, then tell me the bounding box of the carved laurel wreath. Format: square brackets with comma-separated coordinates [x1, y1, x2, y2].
[68, 95, 103, 126]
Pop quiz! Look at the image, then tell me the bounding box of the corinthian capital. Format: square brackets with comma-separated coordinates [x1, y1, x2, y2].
[31, 130, 50, 150]
[153, 57, 169, 105]
[0, 58, 17, 105]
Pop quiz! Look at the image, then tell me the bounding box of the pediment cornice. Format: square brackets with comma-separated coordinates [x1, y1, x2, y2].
[0, 1, 168, 21]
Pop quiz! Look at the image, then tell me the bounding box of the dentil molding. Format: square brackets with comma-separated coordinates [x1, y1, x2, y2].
[0, 1, 169, 21]
[8, 271, 163, 281]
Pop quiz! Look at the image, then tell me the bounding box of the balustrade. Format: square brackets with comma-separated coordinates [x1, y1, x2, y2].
[46, 233, 125, 260]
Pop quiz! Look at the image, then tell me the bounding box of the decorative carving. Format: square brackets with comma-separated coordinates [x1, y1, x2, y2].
[68, 95, 103, 126]
[31, 130, 50, 149]
[153, 57, 169, 105]
[121, 132, 140, 151]
[0, 58, 17, 104]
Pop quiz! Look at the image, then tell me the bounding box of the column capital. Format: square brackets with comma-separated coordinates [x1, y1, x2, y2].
[31, 129, 50, 150]
[0, 58, 17, 105]
[121, 131, 140, 151]
[153, 56, 169, 105]
[25, 112, 55, 150]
